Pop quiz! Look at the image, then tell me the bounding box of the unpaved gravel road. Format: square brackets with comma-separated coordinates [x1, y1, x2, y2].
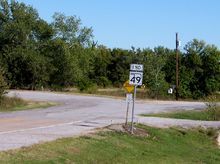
[0, 90, 219, 151]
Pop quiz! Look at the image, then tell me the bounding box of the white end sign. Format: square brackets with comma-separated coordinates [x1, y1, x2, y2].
[130, 64, 143, 72]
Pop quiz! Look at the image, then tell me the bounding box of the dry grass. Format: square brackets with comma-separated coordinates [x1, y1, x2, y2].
[0, 96, 26, 111]
[0, 96, 57, 112]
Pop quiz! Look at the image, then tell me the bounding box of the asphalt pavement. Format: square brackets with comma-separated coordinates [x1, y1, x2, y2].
[0, 90, 219, 151]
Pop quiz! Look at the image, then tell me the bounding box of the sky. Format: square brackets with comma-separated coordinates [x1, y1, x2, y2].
[17, 0, 220, 50]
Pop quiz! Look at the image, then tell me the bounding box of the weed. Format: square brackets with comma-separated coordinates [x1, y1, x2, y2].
[205, 95, 220, 121]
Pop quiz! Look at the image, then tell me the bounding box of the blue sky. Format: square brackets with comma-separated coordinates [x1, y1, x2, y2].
[17, 0, 220, 50]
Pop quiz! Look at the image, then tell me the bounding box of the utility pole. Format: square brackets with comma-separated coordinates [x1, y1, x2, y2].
[175, 33, 179, 101]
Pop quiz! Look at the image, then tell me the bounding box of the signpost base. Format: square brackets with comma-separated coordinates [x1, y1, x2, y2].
[131, 86, 137, 134]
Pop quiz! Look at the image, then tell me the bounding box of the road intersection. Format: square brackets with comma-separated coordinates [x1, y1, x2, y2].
[0, 90, 219, 151]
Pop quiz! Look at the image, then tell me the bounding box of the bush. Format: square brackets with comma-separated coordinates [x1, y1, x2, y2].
[96, 76, 111, 88]
[205, 95, 220, 121]
[0, 96, 25, 110]
[86, 84, 98, 94]
[77, 78, 97, 93]
[0, 70, 8, 102]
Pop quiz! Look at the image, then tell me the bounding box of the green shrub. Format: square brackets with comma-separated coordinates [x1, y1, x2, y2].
[205, 95, 220, 121]
[86, 83, 98, 94]
[96, 76, 111, 88]
[0, 96, 25, 110]
[0, 70, 8, 103]
[77, 78, 97, 93]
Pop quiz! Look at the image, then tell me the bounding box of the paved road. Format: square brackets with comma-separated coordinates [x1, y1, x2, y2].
[0, 90, 219, 151]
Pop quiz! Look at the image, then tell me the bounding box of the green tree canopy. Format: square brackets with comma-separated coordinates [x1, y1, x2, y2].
[52, 12, 93, 47]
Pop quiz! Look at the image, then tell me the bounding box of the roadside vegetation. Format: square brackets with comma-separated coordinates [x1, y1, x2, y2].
[143, 108, 220, 121]
[0, 63, 55, 112]
[66, 88, 153, 100]
[0, 96, 56, 112]
[0, 96, 26, 111]
[0, 0, 219, 100]
[0, 125, 219, 163]
[143, 95, 220, 121]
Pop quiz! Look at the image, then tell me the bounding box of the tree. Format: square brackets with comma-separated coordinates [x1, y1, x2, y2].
[201, 45, 220, 95]
[182, 39, 205, 98]
[0, 0, 53, 89]
[52, 12, 93, 47]
[0, 69, 7, 101]
[182, 39, 220, 98]
[91, 45, 112, 87]
[0, 0, 40, 47]
[69, 44, 95, 89]
[143, 47, 169, 99]
[108, 48, 132, 87]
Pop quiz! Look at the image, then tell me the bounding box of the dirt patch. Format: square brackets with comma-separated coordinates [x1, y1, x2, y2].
[106, 124, 149, 137]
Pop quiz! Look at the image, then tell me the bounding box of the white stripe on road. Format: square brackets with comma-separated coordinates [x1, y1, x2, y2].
[0, 121, 83, 135]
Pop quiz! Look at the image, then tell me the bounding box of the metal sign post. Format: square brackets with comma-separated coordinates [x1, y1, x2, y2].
[129, 64, 143, 134]
[125, 93, 132, 126]
[123, 81, 135, 127]
[131, 86, 136, 134]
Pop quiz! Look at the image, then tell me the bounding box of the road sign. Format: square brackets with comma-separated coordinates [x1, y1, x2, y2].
[168, 88, 173, 94]
[129, 64, 143, 134]
[129, 64, 143, 86]
[130, 64, 143, 72]
[129, 72, 143, 86]
[123, 80, 134, 93]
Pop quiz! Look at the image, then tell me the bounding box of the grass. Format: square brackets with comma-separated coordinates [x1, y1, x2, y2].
[143, 107, 220, 121]
[0, 96, 57, 112]
[66, 87, 159, 100]
[0, 125, 219, 163]
[64, 87, 219, 101]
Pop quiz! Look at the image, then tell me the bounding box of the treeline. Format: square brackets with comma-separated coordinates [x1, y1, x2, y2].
[0, 0, 219, 99]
